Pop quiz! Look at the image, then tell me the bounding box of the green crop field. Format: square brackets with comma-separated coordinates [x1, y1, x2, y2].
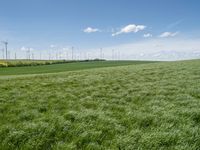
[0, 60, 154, 76]
[1, 59, 200, 149]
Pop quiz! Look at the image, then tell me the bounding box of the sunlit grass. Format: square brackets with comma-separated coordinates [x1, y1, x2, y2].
[0, 59, 200, 149]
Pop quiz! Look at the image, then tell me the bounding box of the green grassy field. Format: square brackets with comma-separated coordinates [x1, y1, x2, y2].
[1, 59, 200, 149]
[0, 60, 154, 76]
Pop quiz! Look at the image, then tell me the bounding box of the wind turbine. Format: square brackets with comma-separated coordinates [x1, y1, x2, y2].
[26, 48, 31, 60]
[100, 48, 103, 59]
[71, 46, 74, 60]
[40, 52, 42, 60]
[1, 41, 8, 60]
[112, 49, 114, 60]
[15, 52, 17, 60]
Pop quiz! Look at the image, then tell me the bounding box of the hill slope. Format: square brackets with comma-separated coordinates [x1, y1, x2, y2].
[0, 60, 200, 149]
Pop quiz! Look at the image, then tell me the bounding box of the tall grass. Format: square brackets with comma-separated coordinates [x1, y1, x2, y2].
[0, 60, 200, 149]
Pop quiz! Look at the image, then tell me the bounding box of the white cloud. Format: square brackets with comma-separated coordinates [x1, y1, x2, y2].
[20, 46, 34, 51]
[21, 46, 27, 51]
[85, 38, 200, 61]
[50, 45, 56, 48]
[30, 48, 34, 51]
[159, 32, 178, 38]
[143, 33, 152, 38]
[167, 19, 183, 29]
[112, 24, 146, 36]
[83, 27, 100, 33]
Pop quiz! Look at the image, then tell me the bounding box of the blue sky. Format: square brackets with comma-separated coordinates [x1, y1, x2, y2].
[0, 0, 200, 60]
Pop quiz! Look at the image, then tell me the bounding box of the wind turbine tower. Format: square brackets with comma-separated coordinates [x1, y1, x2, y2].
[1, 41, 8, 60]
[71, 46, 74, 60]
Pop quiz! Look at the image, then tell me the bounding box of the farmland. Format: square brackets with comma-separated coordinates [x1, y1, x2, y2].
[0, 60, 154, 76]
[0, 59, 200, 149]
